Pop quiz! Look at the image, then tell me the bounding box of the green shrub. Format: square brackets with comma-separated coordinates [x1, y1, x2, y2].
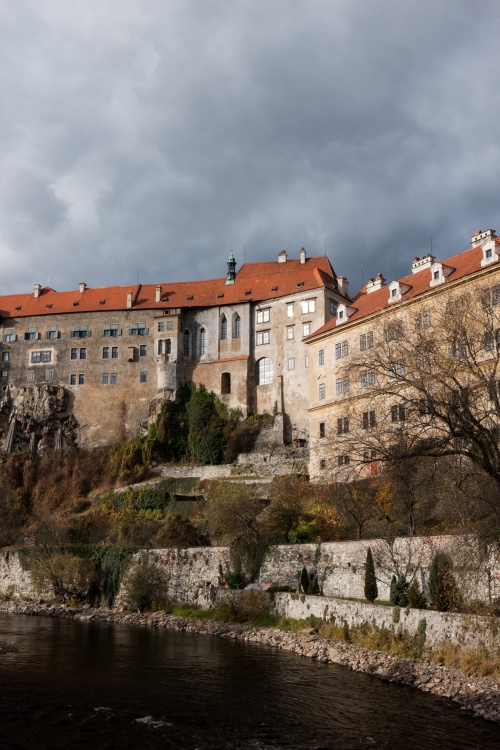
[30, 553, 100, 603]
[390, 574, 409, 607]
[154, 514, 210, 548]
[121, 553, 170, 611]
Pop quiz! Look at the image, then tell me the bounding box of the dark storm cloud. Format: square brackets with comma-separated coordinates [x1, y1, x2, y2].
[0, 0, 499, 295]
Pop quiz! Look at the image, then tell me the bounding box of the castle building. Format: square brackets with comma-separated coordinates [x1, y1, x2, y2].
[306, 228, 500, 480]
[0, 249, 348, 451]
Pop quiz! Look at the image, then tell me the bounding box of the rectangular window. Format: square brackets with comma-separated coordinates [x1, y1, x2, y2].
[24, 328, 38, 341]
[419, 398, 431, 415]
[338, 455, 350, 467]
[359, 331, 374, 350]
[1, 370, 8, 378]
[129, 323, 148, 335]
[256, 331, 270, 345]
[71, 348, 78, 360]
[320, 459, 326, 469]
[319, 422, 325, 438]
[102, 373, 109, 384]
[256, 308, 270, 324]
[78, 374, 85, 385]
[287, 326, 294, 340]
[423, 311, 431, 328]
[319, 349, 324, 365]
[70, 374, 76, 385]
[319, 383, 325, 400]
[110, 372, 117, 385]
[4, 329, 15, 342]
[31, 351, 52, 364]
[27, 371, 34, 381]
[335, 340, 348, 359]
[140, 344, 147, 357]
[337, 417, 349, 435]
[71, 325, 89, 338]
[79, 348, 87, 360]
[305, 355, 309, 368]
[386, 321, 403, 342]
[102, 324, 121, 337]
[329, 300, 337, 315]
[303, 324, 310, 337]
[301, 299, 316, 314]
[336, 376, 350, 395]
[140, 371, 147, 383]
[287, 357, 295, 371]
[157, 321, 164, 332]
[287, 304, 294, 317]
[46, 326, 58, 339]
[46, 370, 53, 380]
[363, 450, 377, 462]
[362, 410, 376, 429]
[112, 347, 119, 359]
[361, 369, 375, 387]
[1, 352, 9, 362]
[166, 320, 173, 331]
[389, 360, 404, 378]
[391, 404, 406, 422]
[102, 347, 110, 359]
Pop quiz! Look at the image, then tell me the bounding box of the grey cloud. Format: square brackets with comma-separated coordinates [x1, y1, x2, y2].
[0, 0, 500, 295]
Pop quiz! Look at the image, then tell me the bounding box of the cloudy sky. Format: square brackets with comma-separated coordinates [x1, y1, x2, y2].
[1, 0, 500, 296]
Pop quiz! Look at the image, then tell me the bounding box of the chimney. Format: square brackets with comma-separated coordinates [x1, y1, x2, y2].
[366, 273, 386, 293]
[278, 250, 287, 264]
[155, 286, 162, 303]
[412, 254, 435, 274]
[337, 276, 348, 297]
[126, 291, 133, 309]
[33, 284, 41, 299]
[471, 228, 496, 247]
[299, 247, 306, 264]
[79, 282, 86, 293]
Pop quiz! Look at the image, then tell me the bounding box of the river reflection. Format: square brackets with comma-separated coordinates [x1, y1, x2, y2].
[0, 612, 497, 750]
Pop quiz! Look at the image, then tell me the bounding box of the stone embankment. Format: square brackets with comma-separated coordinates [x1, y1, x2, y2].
[1, 600, 499, 724]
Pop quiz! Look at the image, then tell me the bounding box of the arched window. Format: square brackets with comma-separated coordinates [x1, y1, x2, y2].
[221, 372, 231, 394]
[233, 314, 241, 339]
[184, 329, 191, 356]
[199, 328, 207, 355]
[256, 357, 273, 385]
[220, 314, 228, 340]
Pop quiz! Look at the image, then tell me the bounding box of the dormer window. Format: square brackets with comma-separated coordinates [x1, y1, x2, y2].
[388, 280, 411, 303]
[335, 303, 357, 325]
[480, 239, 499, 267]
[429, 262, 454, 287]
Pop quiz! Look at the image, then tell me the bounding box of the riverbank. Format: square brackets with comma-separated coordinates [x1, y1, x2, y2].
[1, 600, 499, 724]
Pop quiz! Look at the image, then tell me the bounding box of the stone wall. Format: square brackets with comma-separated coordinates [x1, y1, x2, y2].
[272, 592, 499, 650]
[0, 550, 38, 599]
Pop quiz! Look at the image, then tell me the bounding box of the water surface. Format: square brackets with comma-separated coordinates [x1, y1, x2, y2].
[0, 612, 497, 749]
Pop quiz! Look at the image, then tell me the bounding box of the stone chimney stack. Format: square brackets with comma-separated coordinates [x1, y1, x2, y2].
[278, 250, 287, 264]
[33, 284, 41, 299]
[126, 291, 133, 309]
[155, 286, 162, 302]
[337, 276, 348, 297]
[299, 247, 306, 264]
[79, 282, 86, 293]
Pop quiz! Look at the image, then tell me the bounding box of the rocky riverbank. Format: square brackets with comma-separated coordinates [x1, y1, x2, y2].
[1, 600, 499, 723]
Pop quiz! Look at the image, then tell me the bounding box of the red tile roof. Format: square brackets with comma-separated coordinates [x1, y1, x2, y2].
[0, 256, 338, 319]
[309, 240, 500, 339]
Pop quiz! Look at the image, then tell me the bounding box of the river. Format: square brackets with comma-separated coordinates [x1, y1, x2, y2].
[0, 612, 497, 749]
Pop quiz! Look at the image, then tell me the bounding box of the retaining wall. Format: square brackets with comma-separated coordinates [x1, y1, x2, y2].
[272, 592, 499, 650]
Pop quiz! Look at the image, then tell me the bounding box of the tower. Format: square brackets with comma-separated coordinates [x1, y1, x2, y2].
[225, 252, 237, 285]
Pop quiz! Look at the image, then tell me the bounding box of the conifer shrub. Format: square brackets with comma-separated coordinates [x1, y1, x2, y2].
[389, 574, 409, 607]
[364, 547, 378, 603]
[300, 566, 310, 594]
[407, 578, 427, 609]
[428, 551, 463, 612]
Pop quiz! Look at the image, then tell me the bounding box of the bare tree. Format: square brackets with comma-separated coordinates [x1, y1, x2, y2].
[334, 288, 500, 525]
